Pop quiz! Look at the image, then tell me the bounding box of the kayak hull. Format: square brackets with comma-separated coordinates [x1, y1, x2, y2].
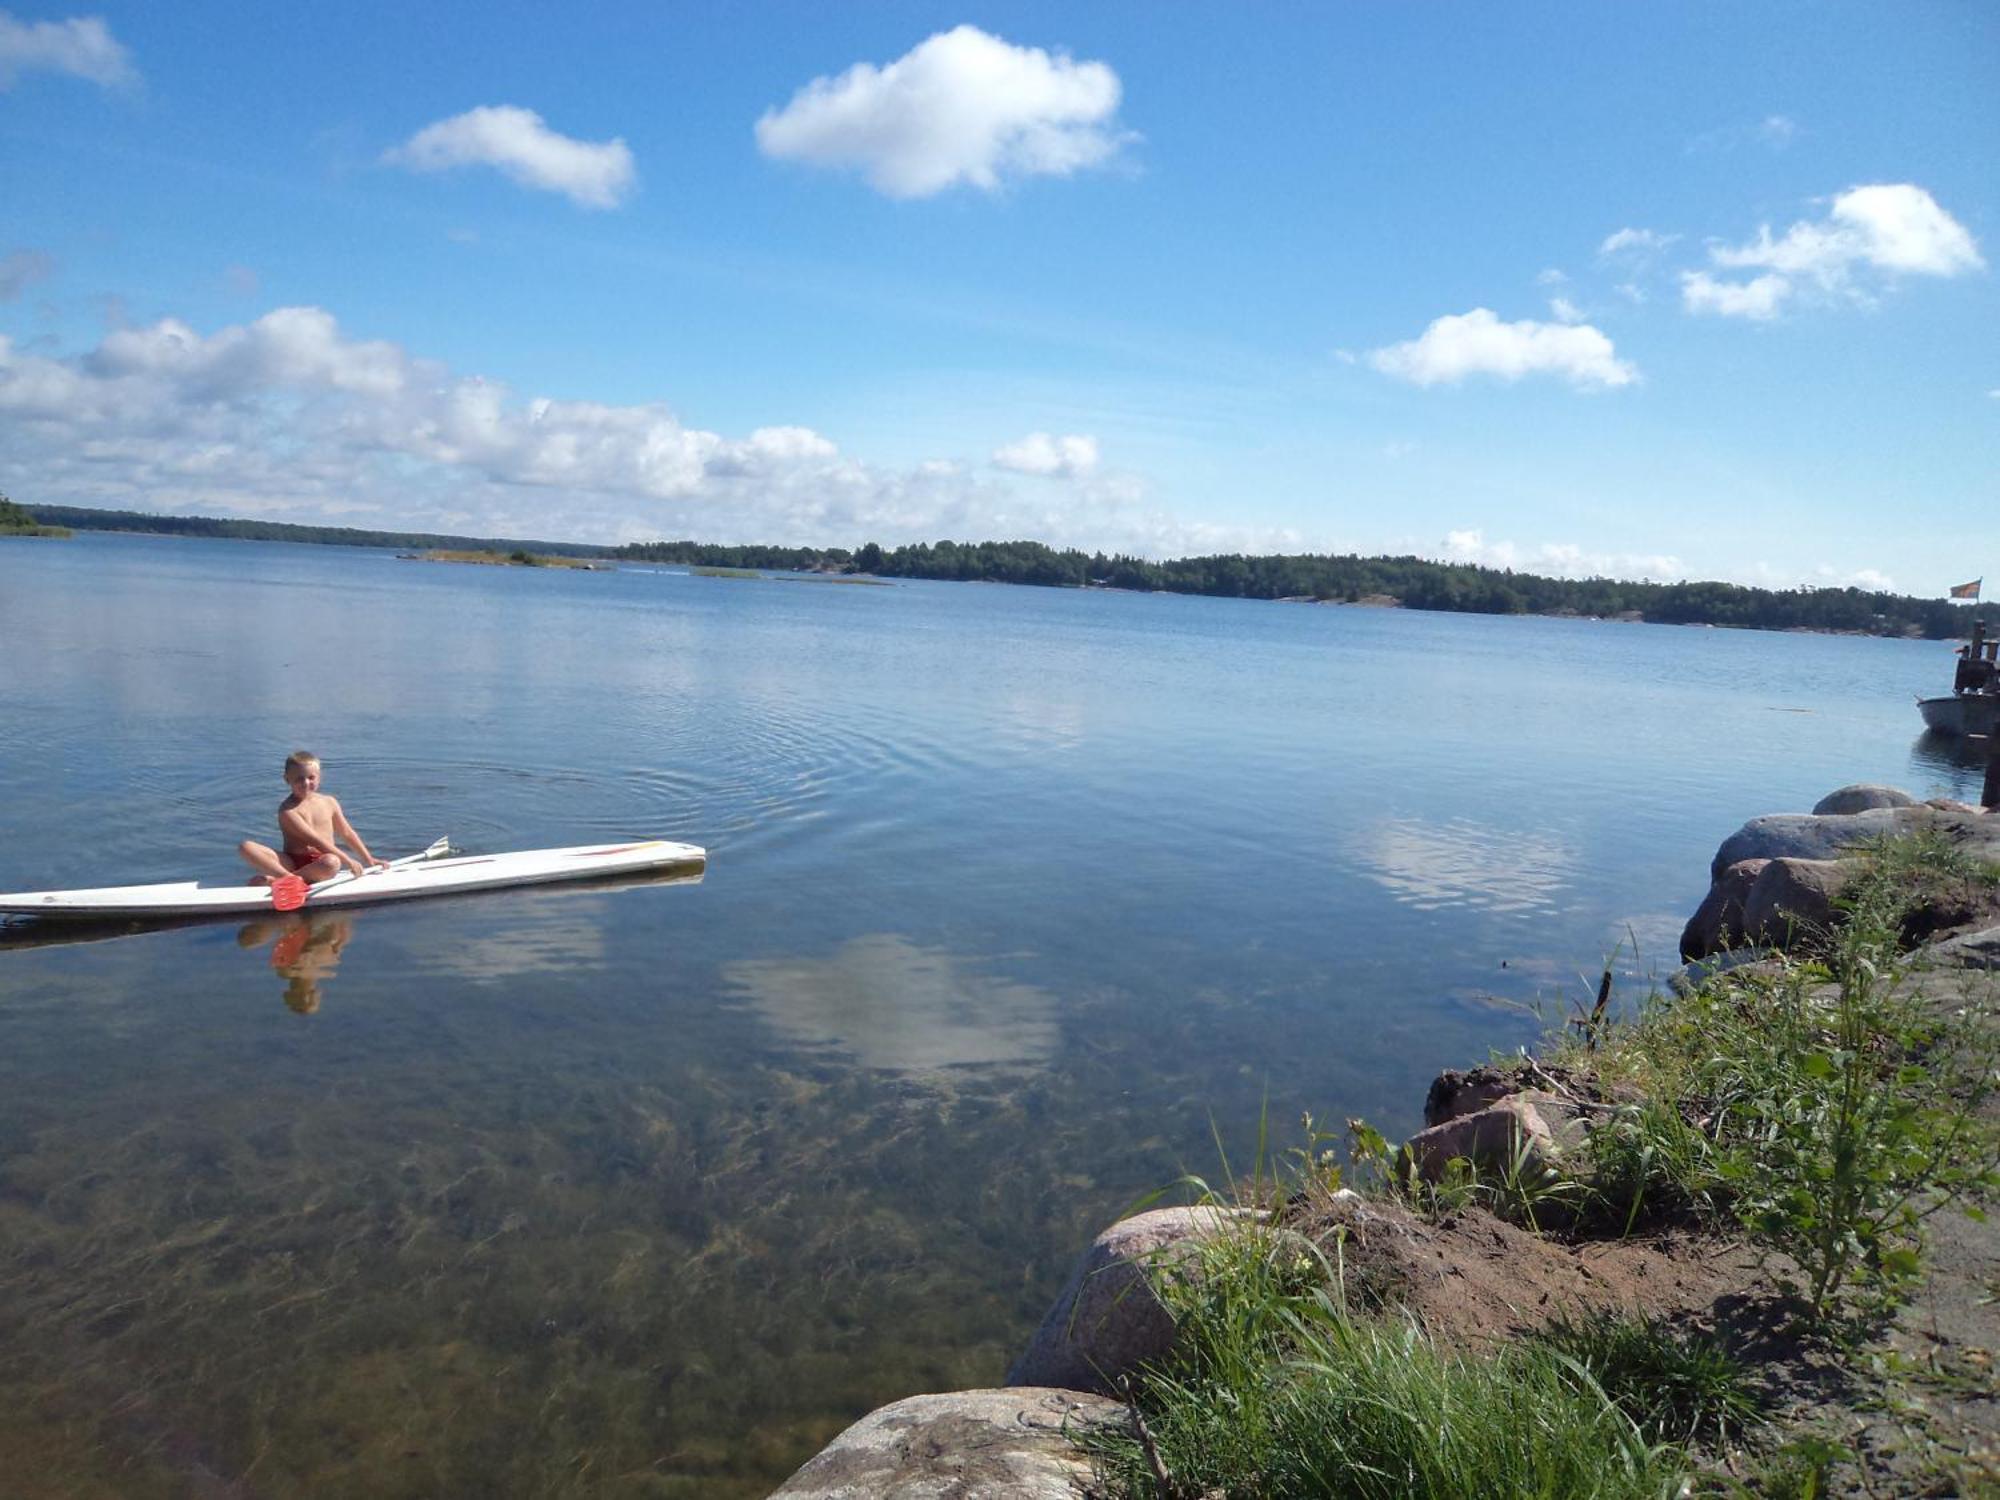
[0, 840, 706, 920]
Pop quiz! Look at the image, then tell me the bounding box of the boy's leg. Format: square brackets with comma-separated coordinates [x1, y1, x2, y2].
[239, 840, 292, 884]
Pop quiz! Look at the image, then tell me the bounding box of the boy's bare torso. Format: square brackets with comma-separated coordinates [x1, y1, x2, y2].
[281, 790, 345, 853]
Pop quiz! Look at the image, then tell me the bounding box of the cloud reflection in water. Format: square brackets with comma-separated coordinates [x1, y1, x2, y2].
[724, 933, 1058, 1073]
[1361, 816, 1573, 914]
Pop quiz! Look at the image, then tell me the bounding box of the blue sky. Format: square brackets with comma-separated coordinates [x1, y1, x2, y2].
[1, 2, 1993, 589]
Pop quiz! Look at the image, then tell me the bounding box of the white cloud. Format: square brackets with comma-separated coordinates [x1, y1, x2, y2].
[1680, 270, 1790, 321]
[0, 305, 1253, 556]
[1712, 183, 1982, 283]
[384, 106, 635, 209]
[1370, 308, 1637, 390]
[1548, 295, 1583, 324]
[0, 247, 53, 301]
[1536, 267, 1568, 286]
[1440, 528, 1684, 581]
[755, 24, 1132, 198]
[992, 431, 1098, 477]
[1599, 227, 1678, 259]
[0, 10, 133, 88]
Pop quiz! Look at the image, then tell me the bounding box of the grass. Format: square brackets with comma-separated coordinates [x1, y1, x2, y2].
[1086, 1219, 1689, 1499]
[1531, 1309, 1761, 1446]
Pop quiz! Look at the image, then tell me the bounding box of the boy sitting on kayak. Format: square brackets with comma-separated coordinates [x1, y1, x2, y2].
[239, 749, 382, 888]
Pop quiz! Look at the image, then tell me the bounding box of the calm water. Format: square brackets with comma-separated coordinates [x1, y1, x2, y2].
[0, 533, 1975, 1496]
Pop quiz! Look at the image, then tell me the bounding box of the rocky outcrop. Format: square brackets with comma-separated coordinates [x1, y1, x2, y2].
[1005, 1206, 1246, 1395]
[1680, 858, 1769, 960]
[767, 1388, 1126, 1499]
[1684, 795, 2000, 961]
[1813, 785, 1918, 816]
[1740, 857, 1858, 946]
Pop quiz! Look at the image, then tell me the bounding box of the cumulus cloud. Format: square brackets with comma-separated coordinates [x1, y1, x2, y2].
[1708, 183, 1981, 293]
[0, 305, 1248, 556]
[384, 106, 635, 208]
[1671, 184, 1983, 323]
[1680, 270, 1790, 320]
[0, 10, 133, 88]
[1548, 295, 1583, 324]
[0, 247, 54, 301]
[991, 431, 1098, 477]
[1370, 309, 1637, 391]
[1440, 528, 1684, 581]
[755, 24, 1132, 198]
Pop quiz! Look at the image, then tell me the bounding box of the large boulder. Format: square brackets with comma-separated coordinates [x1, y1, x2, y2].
[1006, 1206, 1247, 1395]
[1812, 784, 1917, 816]
[1680, 857, 1770, 960]
[1709, 805, 2000, 881]
[1740, 857, 1858, 946]
[1709, 807, 1910, 879]
[766, 1388, 1126, 1499]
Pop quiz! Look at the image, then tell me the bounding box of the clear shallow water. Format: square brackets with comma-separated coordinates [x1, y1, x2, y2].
[0, 533, 1975, 1496]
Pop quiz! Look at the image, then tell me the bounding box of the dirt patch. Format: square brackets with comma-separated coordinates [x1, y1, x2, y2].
[1283, 1194, 1761, 1349]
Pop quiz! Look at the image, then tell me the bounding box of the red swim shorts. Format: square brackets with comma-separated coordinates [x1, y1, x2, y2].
[285, 845, 329, 868]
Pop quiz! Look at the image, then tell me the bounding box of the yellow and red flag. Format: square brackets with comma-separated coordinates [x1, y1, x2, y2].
[1950, 579, 1982, 600]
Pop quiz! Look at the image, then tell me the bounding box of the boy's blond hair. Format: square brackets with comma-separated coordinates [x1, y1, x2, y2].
[284, 749, 320, 779]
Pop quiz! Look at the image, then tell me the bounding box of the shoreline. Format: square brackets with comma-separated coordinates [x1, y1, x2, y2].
[770, 785, 2000, 1497]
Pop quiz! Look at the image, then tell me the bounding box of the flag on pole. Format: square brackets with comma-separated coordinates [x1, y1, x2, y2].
[1950, 579, 1982, 600]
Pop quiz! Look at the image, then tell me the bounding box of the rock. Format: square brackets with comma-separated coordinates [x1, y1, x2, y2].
[1680, 858, 1770, 960]
[1812, 784, 1917, 815]
[1921, 924, 2000, 970]
[766, 1387, 1127, 1499]
[1709, 808, 1908, 880]
[1740, 857, 1857, 947]
[1423, 1065, 1519, 1127]
[1006, 1206, 1247, 1395]
[1709, 805, 2000, 881]
[1399, 1096, 1560, 1184]
[1671, 946, 1779, 995]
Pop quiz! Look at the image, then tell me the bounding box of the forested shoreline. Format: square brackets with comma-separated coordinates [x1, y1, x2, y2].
[20, 503, 1992, 640]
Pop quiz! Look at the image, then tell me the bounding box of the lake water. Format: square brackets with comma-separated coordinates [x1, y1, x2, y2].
[0, 533, 1976, 1497]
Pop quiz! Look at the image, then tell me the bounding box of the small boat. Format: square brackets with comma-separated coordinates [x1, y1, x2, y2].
[0, 838, 705, 921]
[1918, 618, 2000, 737]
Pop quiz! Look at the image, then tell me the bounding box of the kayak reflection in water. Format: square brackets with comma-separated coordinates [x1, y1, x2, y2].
[237, 911, 354, 1014]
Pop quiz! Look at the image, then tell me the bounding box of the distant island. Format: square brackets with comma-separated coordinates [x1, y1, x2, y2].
[20, 502, 1993, 641]
[406, 548, 606, 570]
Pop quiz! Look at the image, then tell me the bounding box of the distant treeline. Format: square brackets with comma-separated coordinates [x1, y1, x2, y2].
[29, 505, 607, 558]
[623, 536, 1992, 640]
[23, 505, 1993, 639]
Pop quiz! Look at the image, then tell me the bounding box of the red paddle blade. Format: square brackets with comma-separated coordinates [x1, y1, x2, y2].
[270, 875, 309, 912]
[268, 924, 311, 968]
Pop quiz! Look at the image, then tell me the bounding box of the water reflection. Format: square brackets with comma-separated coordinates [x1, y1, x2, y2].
[237, 912, 354, 1014]
[1360, 816, 1573, 913]
[1908, 729, 1993, 803]
[724, 933, 1059, 1072]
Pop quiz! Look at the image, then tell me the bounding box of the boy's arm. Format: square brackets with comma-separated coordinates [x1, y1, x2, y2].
[330, 799, 379, 871]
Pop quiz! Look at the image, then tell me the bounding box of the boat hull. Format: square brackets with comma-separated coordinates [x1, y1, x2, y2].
[1918, 695, 2000, 738]
[0, 840, 706, 920]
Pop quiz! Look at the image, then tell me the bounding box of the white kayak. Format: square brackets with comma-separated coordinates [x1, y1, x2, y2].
[0, 838, 706, 920]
